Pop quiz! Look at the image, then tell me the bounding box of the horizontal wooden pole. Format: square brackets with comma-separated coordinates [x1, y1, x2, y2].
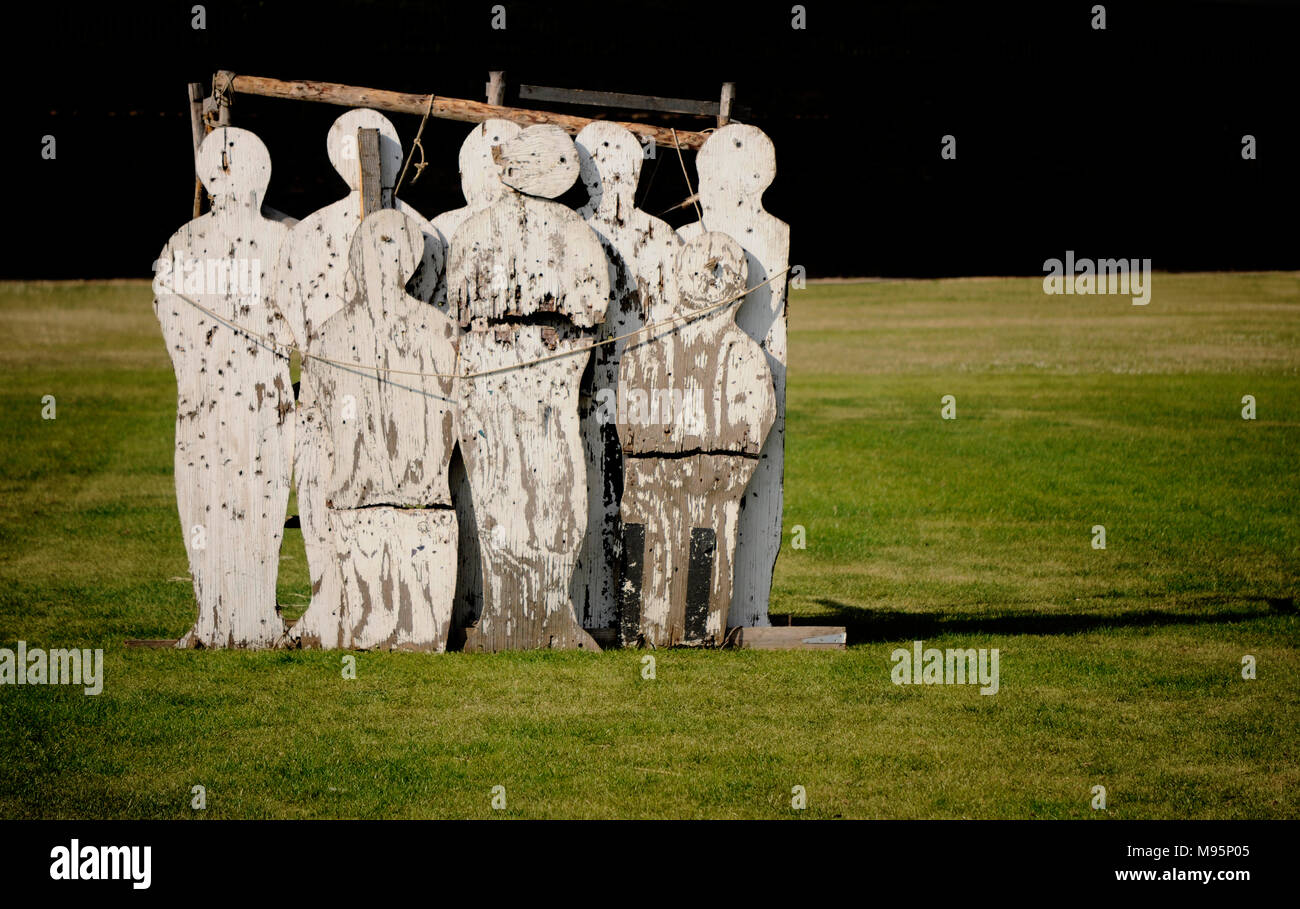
[221, 72, 710, 151]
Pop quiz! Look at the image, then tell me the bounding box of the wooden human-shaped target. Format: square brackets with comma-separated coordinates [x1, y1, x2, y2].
[298, 209, 459, 650]
[269, 108, 447, 647]
[571, 121, 682, 632]
[616, 231, 776, 646]
[448, 124, 609, 651]
[153, 126, 293, 648]
[678, 124, 790, 629]
[429, 119, 522, 639]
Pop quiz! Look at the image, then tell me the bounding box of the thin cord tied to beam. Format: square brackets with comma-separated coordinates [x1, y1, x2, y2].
[394, 92, 436, 198]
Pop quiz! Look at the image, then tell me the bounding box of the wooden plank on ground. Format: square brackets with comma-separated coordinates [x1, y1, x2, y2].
[728, 626, 847, 650]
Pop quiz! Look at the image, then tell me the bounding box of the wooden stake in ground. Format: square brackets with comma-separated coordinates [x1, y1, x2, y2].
[153, 127, 294, 648]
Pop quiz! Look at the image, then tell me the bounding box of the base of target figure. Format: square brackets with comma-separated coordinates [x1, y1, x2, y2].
[617, 453, 756, 647]
[299, 506, 456, 651]
[456, 327, 600, 653]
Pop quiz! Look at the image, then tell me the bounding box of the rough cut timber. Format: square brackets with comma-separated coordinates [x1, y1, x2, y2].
[449, 126, 609, 651]
[430, 119, 522, 637]
[297, 210, 458, 650]
[222, 72, 712, 151]
[153, 127, 293, 648]
[572, 121, 682, 632]
[729, 626, 847, 650]
[679, 125, 791, 630]
[616, 232, 776, 646]
[268, 109, 445, 649]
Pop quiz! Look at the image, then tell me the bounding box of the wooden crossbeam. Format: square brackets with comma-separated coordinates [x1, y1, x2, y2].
[519, 84, 719, 117]
[220, 72, 711, 150]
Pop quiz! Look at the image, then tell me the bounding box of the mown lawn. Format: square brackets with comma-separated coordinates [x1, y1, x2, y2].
[0, 273, 1296, 818]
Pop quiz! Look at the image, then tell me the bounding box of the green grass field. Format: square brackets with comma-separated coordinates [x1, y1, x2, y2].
[1, 273, 1297, 818]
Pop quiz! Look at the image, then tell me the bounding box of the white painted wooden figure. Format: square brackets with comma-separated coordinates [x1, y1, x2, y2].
[302, 209, 459, 650]
[153, 126, 293, 648]
[270, 109, 446, 647]
[448, 124, 609, 651]
[679, 124, 790, 629]
[572, 121, 682, 633]
[616, 231, 776, 646]
[430, 119, 523, 641]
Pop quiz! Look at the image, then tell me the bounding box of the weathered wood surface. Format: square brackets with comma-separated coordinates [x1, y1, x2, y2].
[312, 210, 459, 509]
[324, 507, 457, 651]
[153, 126, 293, 648]
[269, 109, 445, 648]
[447, 184, 608, 326]
[617, 231, 775, 456]
[495, 124, 581, 198]
[679, 124, 790, 629]
[449, 126, 609, 650]
[619, 454, 754, 646]
[571, 122, 681, 631]
[729, 626, 847, 650]
[357, 127, 382, 217]
[295, 213, 458, 650]
[456, 328, 597, 652]
[187, 82, 205, 218]
[430, 119, 522, 635]
[520, 84, 721, 117]
[224, 72, 712, 150]
[615, 232, 775, 646]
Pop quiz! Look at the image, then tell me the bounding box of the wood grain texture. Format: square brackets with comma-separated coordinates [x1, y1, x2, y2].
[312, 507, 456, 651]
[730, 626, 847, 650]
[457, 328, 598, 652]
[679, 124, 790, 629]
[429, 120, 522, 634]
[617, 232, 775, 456]
[294, 212, 458, 649]
[615, 232, 775, 646]
[448, 199, 606, 328]
[311, 210, 458, 510]
[268, 109, 446, 648]
[495, 124, 580, 198]
[619, 455, 754, 646]
[450, 132, 609, 651]
[572, 121, 681, 631]
[153, 127, 293, 648]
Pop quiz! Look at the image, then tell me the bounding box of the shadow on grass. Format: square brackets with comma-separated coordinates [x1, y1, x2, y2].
[773, 594, 1295, 644]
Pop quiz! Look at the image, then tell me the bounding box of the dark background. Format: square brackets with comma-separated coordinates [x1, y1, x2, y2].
[6, 0, 1297, 278]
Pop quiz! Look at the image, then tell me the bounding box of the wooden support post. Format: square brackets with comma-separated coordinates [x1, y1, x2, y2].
[486, 70, 506, 106]
[221, 72, 711, 150]
[187, 83, 206, 218]
[357, 127, 382, 217]
[719, 82, 735, 127]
